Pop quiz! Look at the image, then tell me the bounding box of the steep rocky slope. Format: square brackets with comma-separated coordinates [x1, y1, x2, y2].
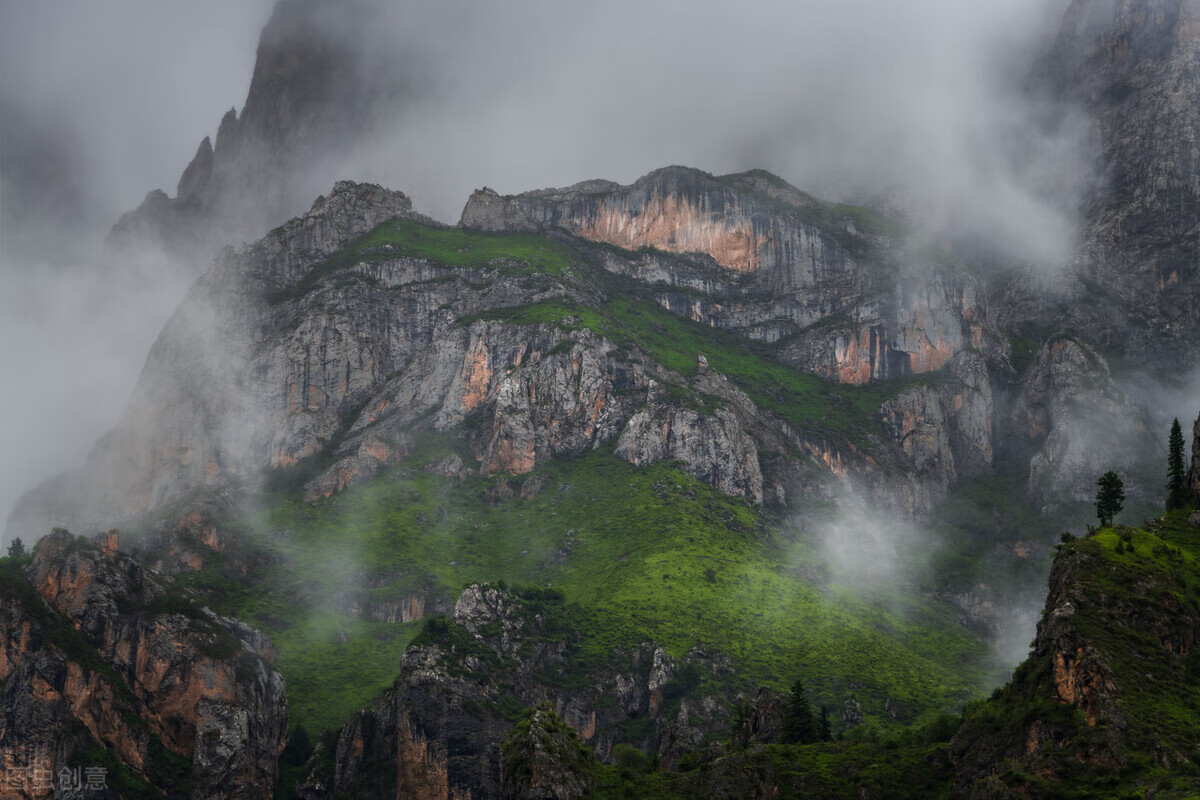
[295, 583, 736, 799]
[10, 170, 1006, 541]
[0, 530, 287, 799]
[1016, 0, 1200, 363]
[947, 513, 1200, 798]
[462, 167, 1001, 385]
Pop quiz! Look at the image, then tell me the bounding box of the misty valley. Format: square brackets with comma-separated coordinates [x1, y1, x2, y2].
[4, 1, 1200, 799]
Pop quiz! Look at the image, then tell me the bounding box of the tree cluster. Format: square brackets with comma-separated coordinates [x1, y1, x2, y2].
[781, 680, 831, 745]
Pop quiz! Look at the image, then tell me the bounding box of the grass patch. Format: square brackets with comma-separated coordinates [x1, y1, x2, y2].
[265, 218, 575, 304]
[466, 293, 945, 451]
[191, 443, 1001, 738]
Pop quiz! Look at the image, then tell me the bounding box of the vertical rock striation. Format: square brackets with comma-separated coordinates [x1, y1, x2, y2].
[0, 530, 287, 799]
[461, 166, 1002, 386]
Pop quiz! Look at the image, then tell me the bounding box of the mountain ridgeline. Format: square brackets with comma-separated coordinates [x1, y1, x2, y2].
[4, 0, 1200, 797]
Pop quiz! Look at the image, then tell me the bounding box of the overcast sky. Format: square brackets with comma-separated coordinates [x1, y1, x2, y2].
[0, 0, 1082, 531]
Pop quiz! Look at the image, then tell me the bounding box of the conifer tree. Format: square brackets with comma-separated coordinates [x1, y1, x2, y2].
[782, 680, 818, 744]
[1096, 471, 1125, 528]
[818, 705, 832, 742]
[1167, 418, 1188, 510]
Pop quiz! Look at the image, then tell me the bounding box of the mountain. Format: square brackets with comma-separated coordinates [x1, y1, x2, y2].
[4, 0, 1200, 798]
[7, 168, 1010, 538]
[1013, 0, 1200, 364]
[0, 530, 286, 799]
[107, 0, 416, 266]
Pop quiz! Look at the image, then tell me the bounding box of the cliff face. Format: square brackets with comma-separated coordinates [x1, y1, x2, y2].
[1011, 336, 1149, 510]
[461, 167, 1001, 386]
[297, 584, 734, 799]
[12, 169, 1001, 540]
[1020, 0, 1200, 362]
[948, 520, 1200, 797]
[0, 530, 287, 799]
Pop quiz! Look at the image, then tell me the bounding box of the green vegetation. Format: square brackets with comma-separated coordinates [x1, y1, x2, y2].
[591, 505, 1200, 798]
[501, 703, 595, 793]
[468, 293, 944, 449]
[589, 739, 957, 799]
[179, 442, 1000, 738]
[950, 509, 1200, 798]
[1096, 470, 1126, 527]
[265, 218, 575, 303]
[782, 680, 820, 745]
[1167, 418, 1189, 511]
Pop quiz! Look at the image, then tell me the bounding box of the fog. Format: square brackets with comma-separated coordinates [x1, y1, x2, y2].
[0, 1, 273, 533]
[1, 0, 1084, 533]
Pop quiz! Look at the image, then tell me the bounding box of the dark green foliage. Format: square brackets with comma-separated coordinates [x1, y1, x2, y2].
[1096, 470, 1126, 527]
[6, 537, 24, 558]
[819, 705, 832, 742]
[501, 703, 595, 795]
[1167, 418, 1189, 510]
[661, 663, 701, 702]
[281, 725, 313, 768]
[782, 680, 819, 745]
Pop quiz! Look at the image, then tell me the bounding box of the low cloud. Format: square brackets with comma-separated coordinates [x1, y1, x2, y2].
[1, 0, 1086, 529]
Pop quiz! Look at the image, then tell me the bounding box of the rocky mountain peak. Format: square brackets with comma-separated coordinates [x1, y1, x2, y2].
[107, 0, 417, 265]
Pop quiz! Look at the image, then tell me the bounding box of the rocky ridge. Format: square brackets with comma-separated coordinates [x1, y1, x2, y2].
[10, 169, 1008, 541]
[462, 167, 1001, 386]
[948, 519, 1200, 798]
[108, 0, 417, 266]
[296, 583, 733, 799]
[0, 530, 287, 799]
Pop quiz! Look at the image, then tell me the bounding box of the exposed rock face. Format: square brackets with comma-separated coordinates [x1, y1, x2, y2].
[16, 170, 995, 537]
[1023, 0, 1200, 363]
[461, 167, 1002, 385]
[732, 687, 788, 746]
[0, 530, 287, 799]
[500, 704, 593, 800]
[945, 525, 1200, 797]
[1011, 336, 1148, 511]
[299, 585, 733, 799]
[109, 0, 417, 265]
[8, 182, 425, 537]
[615, 405, 763, 504]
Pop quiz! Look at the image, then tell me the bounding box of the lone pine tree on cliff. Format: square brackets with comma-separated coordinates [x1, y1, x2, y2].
[1096, 470, 1125, 528]
[1167, 418, 1188, 510]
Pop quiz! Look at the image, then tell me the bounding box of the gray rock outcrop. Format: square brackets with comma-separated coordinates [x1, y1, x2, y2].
[0, 530, 287, 799]
[1012, 336, 1148, 510]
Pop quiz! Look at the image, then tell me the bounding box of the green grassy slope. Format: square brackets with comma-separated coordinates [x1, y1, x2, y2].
[183, 442, 1002, 737]
[949, 505, 1200, 798]
[169, 215, 1013, 737]
[584, 505, 1200, 799]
